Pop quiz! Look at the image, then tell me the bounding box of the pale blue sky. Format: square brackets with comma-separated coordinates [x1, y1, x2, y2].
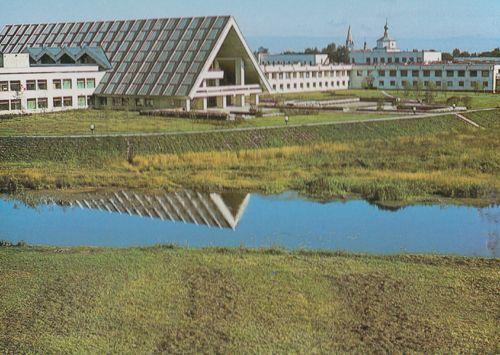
[1, 0, 498, 51]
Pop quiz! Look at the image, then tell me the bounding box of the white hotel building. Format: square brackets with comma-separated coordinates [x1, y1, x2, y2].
[348, 23, 500, 93]
[0, 48, 110, 115]
[258, 53, 351, 94]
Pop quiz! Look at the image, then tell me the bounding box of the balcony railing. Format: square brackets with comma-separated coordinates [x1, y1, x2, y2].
[204, 70, 224, 80]
[196, 84, 262, 97]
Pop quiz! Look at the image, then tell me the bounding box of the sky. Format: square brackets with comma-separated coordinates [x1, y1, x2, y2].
[0, 0, 498, 52]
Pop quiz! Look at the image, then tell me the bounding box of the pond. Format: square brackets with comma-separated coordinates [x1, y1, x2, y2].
[1, 190, 498, 257]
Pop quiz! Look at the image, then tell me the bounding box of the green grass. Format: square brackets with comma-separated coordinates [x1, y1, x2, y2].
[0, 245, 498, 353]
[265, 89, 500, 109]
[0, 109, 393, 137]
[1, 110, 499, 204]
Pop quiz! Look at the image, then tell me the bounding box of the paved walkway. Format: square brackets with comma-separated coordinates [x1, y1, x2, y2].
[2, 108, 494, 139]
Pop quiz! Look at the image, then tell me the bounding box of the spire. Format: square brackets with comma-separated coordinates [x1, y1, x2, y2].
[346, 25, 354, 50]
[384, 19, 389, 37]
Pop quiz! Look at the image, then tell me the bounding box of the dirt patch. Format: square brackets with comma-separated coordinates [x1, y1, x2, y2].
[330, 272, 447, 352]
[157, 266, 242, 353]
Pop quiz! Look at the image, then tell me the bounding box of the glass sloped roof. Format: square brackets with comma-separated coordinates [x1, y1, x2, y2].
[0, 16, 231, 97]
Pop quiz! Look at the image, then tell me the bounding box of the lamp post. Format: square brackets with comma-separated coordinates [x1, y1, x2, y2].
[90, 124, 95, 134]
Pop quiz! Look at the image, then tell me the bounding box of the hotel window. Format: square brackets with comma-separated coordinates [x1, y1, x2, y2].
[278, 73, 283, 79]
[10, 81, 21, 91]
[379, 80, 385, 86]
[135, 98, 144, 107]
[53, 97, 62, 107]
[380, 58, 385, 63]
[483, 81, 489, 88]
[306, 83, 310, 88]
[447, 81, 453, 87]
[272, 85, 276, 90]
[313, 83, 316, 88]
[324, 82, 328, 87]
[10, 99, 22, 110]
[357, 70, 363, 76]
[0, 100, 9, 111]
[459, 81, 464, 87]
[342, 81, 346, 86]
[470, 70, 478, 77]
[63, 79, 72, 89]
[402, 57, 407, 63]
[53, 79, 62, 89]
[412, 70, 419, 77]
[318, 72, 323, 78]
[446, 70, 454, 77]
[458, 70, 465, 77]
[99, 97, 108, 106]
[27, 98, 37, 110]
[413, 81, 418, 87]
[400, 70, 408, 77]
[145, 99, 154, 107]
[402, 80, 408, 86]
[300, 83, 304, 89]
[436, 81, 442, 87]
[390, 81, 396, 86]
[312, 72, 317, 78]
[38, 98, 48, 109]
[373, 58, 378, 64]
[86, 78, 96, 88]
[423, 70, 430, 77]
[395, 57, 400, 63]
[482, 70, 489, 77]
[424, 81, 429, 87]
[294, 83, 297, 89]
[0, 81, 8, 91]
[122, 98, 129, 106]
[26, 80, 36, 91]
[63, 96, 73, 107]
[77, 79, 86, 89]
[389, 70, 397, 77]
[388, 58, 393, 63]
[366, 58, 371, 64]
[37, 80, 47, 90]
[378, 70, 385, 77]
[279, 84, 284, 90]
[78, 96, 87, 108]
[435, 70, 442, 77]
[288, 83, 292, 89]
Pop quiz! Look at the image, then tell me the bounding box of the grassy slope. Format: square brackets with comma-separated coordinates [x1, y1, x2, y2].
[265, 89, 500, 109]
[1, 110, 499, 204]
[0, 109, 392, 136]
[0, 246, 498, 353]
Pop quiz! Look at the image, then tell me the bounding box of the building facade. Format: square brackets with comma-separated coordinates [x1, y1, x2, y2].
[349, 62, 500, 92]
[0, 49, 109, 115]
[0, 16, 271, 114]
[258, 53, 351, 94]
[349, 22, 442, 65]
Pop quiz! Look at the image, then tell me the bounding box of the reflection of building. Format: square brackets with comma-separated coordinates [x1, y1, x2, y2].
[0, 16, 270, 114]
[258, 53, 351, 93]
[38, 190, 250, 230]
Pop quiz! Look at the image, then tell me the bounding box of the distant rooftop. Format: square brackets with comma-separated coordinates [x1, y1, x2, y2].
[259, 53, 329, 66]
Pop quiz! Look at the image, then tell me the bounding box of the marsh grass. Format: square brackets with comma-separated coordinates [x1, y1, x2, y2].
[1, 110, 499, 203]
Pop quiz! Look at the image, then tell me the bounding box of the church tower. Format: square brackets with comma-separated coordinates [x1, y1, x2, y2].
[346, 25, 354, 51]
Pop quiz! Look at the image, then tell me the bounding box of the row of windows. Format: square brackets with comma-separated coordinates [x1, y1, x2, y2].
[0, 96, 88, 111]
[376, 80, 490, 89]
[354, 56, 423, 65]
[267, 70, 348, 80]
[0, 78, 96, 92]
[98, 96, 154, 107]
[357, 69, 491, 79]
[273, 80, 347, 91]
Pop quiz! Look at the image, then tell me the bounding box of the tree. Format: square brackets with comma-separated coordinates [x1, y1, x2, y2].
[304, 47, 320, 54]
[442, 52, 453, 61]
[425, 82, 437, 104]
[402, 81, 411, 98]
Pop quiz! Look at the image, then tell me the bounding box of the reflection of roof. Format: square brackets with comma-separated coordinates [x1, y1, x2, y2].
[0, 17, 231, 97]
[25, 46, 112, 70]
[38, 190, 250, 230]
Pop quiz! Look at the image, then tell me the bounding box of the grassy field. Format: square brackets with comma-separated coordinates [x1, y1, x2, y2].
[0, 109, 393, 137]
[0, 245, 498, 353]
[265, 89, 500, 109]
[1, 110, 499, 204]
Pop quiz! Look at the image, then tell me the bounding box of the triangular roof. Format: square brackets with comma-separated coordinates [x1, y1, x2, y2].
[0, 16, 269, 98]
[24, 46, 112, 69]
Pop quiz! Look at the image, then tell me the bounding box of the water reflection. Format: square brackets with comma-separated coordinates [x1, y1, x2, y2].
[1, 190, 498, 257]
[19, 190, 250, 230]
